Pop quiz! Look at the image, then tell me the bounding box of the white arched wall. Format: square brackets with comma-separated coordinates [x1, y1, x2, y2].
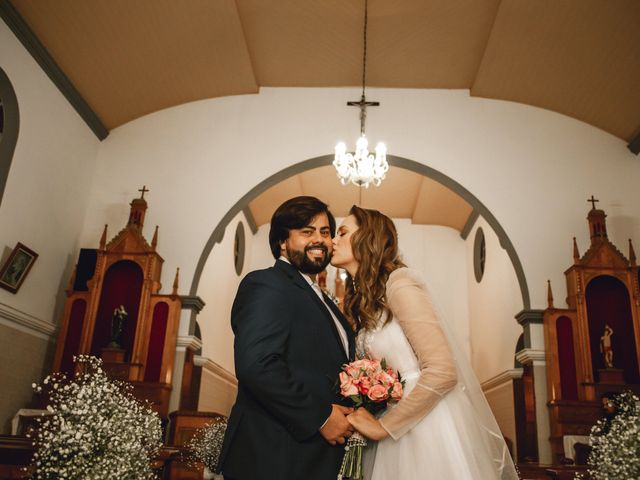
[197, 212, 254, 369]
[467, 216, 523, 382]
[0, 20, 99, 321]
[0, 19, 99, 433]
[195, 210, 254, 414]
[394, 220, 471, 359]
[466, 216, 524, 454]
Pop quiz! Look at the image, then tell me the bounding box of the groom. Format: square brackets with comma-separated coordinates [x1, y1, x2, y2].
[218, 196, 356, 480]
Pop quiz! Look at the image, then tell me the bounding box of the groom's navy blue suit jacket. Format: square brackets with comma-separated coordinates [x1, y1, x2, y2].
[218, 259, 355, 480]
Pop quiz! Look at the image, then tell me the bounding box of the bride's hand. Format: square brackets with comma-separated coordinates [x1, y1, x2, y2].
[347, 408, 389, 441]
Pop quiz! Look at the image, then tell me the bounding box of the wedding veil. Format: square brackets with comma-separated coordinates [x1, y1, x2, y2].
[418, 271, 520, 480]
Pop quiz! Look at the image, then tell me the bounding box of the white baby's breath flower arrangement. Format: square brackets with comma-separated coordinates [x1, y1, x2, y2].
[30, 355, 162, 480]
[185, 418, 228, 474]
[575, 390, 640, 480]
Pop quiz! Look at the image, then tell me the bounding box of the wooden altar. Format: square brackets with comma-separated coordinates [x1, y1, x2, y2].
[51, 189, 182, 417]
[543, 198, 640, 461]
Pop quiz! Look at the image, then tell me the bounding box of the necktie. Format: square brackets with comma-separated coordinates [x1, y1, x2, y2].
[312, 283, 348, 355]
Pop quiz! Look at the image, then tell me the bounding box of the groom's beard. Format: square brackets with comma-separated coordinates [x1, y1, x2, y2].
[286, 244, 331, 274]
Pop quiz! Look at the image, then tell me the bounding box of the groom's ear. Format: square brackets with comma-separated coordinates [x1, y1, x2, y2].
[279, 239, 287, 255]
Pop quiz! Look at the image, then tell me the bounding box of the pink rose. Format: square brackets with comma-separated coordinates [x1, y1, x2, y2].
[367, 384, 388, 402]
[339, 372, 358, 397]
[391, 382, 404, 400]
[350, 359, 369, 371]
[375, 370, 395, 388]
[358, 376, 371, 394]
[368, 359, 381, 372]
[345, 365, 360, 379]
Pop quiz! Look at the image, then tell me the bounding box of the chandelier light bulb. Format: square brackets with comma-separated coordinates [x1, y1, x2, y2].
[356, 135, 369, 153]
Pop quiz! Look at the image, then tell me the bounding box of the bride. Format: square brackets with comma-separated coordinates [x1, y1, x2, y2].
[330, 205, 519, 480]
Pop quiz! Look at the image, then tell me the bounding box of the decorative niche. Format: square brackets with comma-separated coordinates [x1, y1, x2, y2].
[473, 227, 486, 283]
[233, 221, 245, 276]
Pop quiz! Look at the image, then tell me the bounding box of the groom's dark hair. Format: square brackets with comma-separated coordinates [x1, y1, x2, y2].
[269, 196, 336, 259]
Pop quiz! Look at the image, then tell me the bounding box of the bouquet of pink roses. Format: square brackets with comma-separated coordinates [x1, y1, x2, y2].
[337, 358, 404, 480]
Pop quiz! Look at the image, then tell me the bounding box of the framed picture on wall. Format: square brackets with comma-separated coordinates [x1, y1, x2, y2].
[0, 242, 38, 293]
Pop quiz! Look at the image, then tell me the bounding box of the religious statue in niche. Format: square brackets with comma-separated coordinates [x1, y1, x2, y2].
[109, 305, 128, 348]
[600, 324, 614, 369]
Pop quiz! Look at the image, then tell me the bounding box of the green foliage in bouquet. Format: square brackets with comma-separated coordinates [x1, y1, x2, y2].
[575, 390, 640, 480]
[29, 355, 162, 480]
[184, 418, 228, 473]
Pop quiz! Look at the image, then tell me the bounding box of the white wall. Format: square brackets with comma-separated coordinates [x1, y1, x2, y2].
[464, 216, 524, 453]
[0, 20, 99, 326]
[249, 223, 274, 273]
[466, 216, 523, 383]
[0, 20, 100, 433]
[197, 211, 255, 373]
[395, 220, 471, 360]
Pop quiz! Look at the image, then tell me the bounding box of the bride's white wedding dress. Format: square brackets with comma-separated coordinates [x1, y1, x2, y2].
[357, 268, 519, 480]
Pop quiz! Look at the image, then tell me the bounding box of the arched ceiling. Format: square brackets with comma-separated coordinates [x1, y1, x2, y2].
[248, 165, 474, 231]
[5, 0, 640, 143]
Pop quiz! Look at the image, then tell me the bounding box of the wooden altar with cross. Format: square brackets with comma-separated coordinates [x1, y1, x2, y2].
[543, 197, 640, 460]
[51, 188, 182, 417]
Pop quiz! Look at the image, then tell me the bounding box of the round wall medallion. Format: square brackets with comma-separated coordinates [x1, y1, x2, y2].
[473, 227, 486, 283]
[233, 222, 245, 276]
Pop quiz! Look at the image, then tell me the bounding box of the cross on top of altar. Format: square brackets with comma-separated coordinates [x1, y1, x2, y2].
[138, 185, 150, 199]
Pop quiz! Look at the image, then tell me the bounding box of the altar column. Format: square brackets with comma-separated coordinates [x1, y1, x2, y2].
[169, 296, 205, 413]
[516, 309, 552, 464]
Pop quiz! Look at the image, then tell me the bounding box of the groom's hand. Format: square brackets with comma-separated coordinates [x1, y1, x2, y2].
[319, 404, 354, 446]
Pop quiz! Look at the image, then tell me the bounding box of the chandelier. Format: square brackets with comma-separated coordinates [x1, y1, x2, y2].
[333, 0, 388, 188]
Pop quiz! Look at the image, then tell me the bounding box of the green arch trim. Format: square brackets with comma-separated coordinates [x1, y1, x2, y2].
[189, 154, 531, 310]
[0, 66, 19, 208]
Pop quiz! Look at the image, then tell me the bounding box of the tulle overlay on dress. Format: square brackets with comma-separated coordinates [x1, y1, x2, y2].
[357, 268, 518, 480]
[368, 383, 504, 479]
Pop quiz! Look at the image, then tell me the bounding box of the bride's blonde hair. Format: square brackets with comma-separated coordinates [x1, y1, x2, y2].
[343, 205, 405, 332]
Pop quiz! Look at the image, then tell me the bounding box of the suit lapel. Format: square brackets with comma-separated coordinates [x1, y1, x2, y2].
[275, 260, 350, 360]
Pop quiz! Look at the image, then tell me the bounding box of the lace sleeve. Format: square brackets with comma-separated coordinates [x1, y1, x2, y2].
[379, 269, 458, 440]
